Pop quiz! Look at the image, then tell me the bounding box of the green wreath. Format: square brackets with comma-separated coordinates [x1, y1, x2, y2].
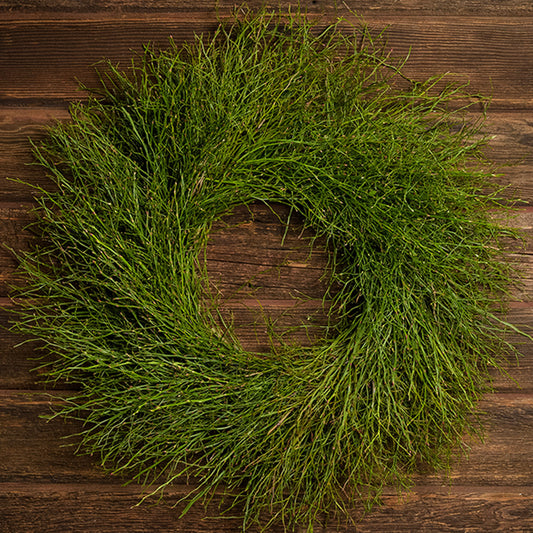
[14, 11, 521, 531]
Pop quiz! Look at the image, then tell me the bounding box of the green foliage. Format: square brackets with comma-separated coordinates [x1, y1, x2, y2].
[12, 11, 522, 531]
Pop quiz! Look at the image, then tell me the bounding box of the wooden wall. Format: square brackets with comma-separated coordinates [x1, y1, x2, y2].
[1, 1, 533, 531]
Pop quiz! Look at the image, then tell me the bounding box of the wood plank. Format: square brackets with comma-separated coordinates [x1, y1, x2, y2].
[0, 482, 257, 533]
[488, 305, 533, 393]
[481, 112, 533, 203]
[0, 392, 104, 483]
[0, 482, 531, 532]
[358, 486, 533, 532]
[507, 253, 533, 300]
[431, 394, 533, 487]
[1, 304, 532, 391]
[0, 106, 67, 201]
[2, 107, 531, 202]
[0, 300, 340, 389]
[205, 203, 334, 304]
[0, 303, 50, 390]
[1, 0, 533, 17]
[0, 201, 334, 299]
[0, 18, 532, 108]
[0, 391, 532, 486]
[0, 203, 37, 296]
[499, 206, 533, 253]
[1, 206, 532, 293]
[205, 299, 337, 353]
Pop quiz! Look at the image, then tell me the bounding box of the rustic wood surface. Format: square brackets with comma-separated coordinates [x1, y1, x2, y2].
[1, 1, 532, 531]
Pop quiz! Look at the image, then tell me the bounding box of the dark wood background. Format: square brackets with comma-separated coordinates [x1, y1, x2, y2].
[1, 1, 533, 531]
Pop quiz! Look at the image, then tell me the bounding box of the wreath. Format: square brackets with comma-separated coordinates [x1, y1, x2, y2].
[13, 11, 521, 531]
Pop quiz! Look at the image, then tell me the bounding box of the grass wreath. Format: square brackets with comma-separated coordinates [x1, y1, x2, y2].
[12, 10, 523, 532]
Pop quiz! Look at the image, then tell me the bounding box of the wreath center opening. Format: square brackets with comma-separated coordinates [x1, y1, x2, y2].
[203, 201, 338, 353]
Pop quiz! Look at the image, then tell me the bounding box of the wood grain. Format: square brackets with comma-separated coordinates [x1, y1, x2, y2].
[0, 106, 67, 201]
[0, 305, 48, 390]
[0, 484, 531, 533]
[1, 18, 533, 108]
[0, 483, 532, 532]
[1, 0, 533, 17]
[0, 203, 36, 296]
